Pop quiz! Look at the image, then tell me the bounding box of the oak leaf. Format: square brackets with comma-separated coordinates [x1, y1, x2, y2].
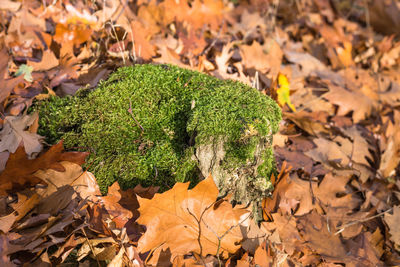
[129, 21, 157, 60]
[0, 112, 42, 156]
[384, 205, 400, 250]
[297, 210, 348, 261]
[240, 39, 282, 77]
[0, 141, 88, 195]
[305, 132, 374, 182]
[137, 175, 246, 264]
[33, 161, 100, 202]
[323, 84, 377, 123]
[0, 49, 24, 103]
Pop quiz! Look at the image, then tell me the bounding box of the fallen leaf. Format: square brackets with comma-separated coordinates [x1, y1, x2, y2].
[0, 192, 40, 233]
[253, 241, 273, 267]
[0, 142, 88, 195]
[319, 25, 354, 68]
[323, 84, 377, 123]
[0, 0, 21, 12]
[99, 182, 134, 227]
[179, 29, 207, 56]
[15, 64, 33, 82]
[368, 0, 400, 35]
[345, 232, 382, 266]
[232, 9, 266, 38]
[108, 246, 125, 267]
[276, 74, 296, 112]
[297, 210, 348, 262]
[241, 219, 268, 254]
[0, 234, 14, 266]
[34, 161, 100, 200]
[0, 49, 24, 103]
[284, 110, 330, 136]
[384, 205, 400, 250]
[137, 175, 246, 263]
[305, 135, 373, 182]
[0, 112, 43, 156]
[76, 237, 116, 261]
[129, 21, 157, 60]
[263, 212, 302, 255]
[240, 39, 282, 77]
[284, 50, 327, 77]
[27, 50, 59, 71]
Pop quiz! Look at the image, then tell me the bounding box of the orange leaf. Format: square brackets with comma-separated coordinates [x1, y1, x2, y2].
[0, 141, 88, 195]
[137, 175, 246, 264]
[129, 21, 157, 60]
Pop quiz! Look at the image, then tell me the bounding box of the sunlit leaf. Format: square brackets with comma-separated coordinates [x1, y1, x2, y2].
[15, 64, 33, 82]
[277, 73, 296, 112]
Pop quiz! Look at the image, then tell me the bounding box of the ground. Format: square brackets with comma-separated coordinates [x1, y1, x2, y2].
[35, 64, 281, 203]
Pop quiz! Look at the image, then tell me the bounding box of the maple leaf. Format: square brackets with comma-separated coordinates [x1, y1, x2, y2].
[0, 141, 88, 195]
[0, 112, 43, 156]
[137, 175, 246, 264]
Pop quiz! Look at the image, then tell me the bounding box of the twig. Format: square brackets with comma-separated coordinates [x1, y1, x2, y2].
[114, 0, 129, 23]
[128, 99, 144, 132]
[335, 208, 393, 235]
[201, 208, 251, 267]
[82, 227, 101, 267]
[363, 0, 371, 30]
[106, 21, 127, 65]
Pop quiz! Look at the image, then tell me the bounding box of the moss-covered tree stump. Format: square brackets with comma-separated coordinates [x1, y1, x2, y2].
[35, 64, 281, 204]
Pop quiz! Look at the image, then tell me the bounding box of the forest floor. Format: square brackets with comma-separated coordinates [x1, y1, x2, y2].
[1, 0, 400, 266]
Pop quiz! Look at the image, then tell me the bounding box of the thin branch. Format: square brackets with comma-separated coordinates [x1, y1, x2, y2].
[81, 227, 101, 267]
[335, 208, 393, 235]
[128, 99, 144, 132]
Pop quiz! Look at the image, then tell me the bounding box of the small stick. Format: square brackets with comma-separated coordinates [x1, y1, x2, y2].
[128, 99, 144, 132]
[82, 227, 101, 267]
[335, 208, 393, 235]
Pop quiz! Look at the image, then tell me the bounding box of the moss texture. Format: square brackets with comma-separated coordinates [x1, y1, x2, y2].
[35, 64, 281, 202]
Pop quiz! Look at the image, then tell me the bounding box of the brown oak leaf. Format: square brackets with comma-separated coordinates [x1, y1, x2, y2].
[0, 141, 88, 195]
[137, 175, 246, 264]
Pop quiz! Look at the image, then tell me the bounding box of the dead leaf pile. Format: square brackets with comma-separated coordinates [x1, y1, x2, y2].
[1, 0, 400, 266]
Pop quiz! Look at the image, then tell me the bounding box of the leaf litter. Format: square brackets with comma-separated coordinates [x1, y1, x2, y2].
[0, 0, 400, 266]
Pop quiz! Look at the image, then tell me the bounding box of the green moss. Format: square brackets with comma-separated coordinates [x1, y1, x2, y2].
[34, 64, 281, 198]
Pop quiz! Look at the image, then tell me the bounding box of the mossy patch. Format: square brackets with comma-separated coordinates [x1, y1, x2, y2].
[34, 64, 281, 203]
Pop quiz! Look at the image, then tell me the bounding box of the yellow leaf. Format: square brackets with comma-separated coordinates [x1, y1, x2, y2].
[277, 74, 296, 112]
